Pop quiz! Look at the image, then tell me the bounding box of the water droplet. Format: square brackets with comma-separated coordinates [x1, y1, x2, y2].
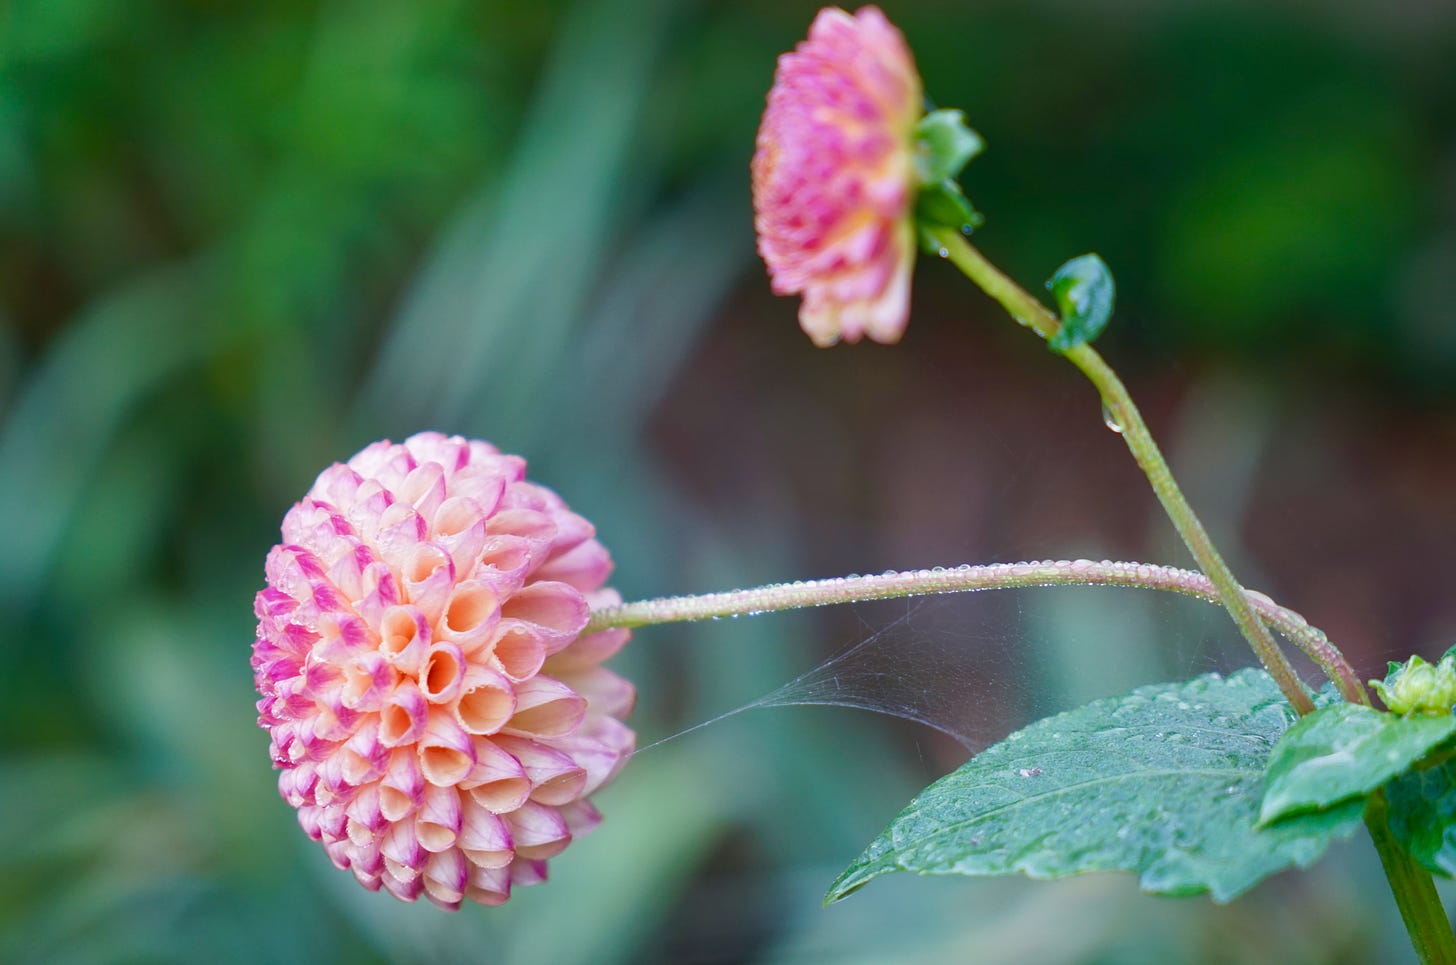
[936, 247, 949, 259]
[1101, 402, 1124, 434]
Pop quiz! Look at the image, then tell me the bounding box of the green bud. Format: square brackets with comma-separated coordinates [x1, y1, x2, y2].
[1371, 654, 1456, 716]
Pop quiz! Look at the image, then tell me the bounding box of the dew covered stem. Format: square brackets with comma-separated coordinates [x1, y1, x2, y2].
[587, 558, 1365, 705]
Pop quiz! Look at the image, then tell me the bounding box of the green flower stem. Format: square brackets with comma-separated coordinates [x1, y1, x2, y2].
[926, 226, 1332, 714]
[587, 558, 1358, 694]
[920, 227, 1453, 957]
[1364, 790, 1456, 965]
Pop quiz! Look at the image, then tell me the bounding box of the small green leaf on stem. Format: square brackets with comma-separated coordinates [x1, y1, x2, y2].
[1260, 703, 1456, 826]
[1046, 254, 1115, 353]
[1386, 757, 1456, 877]
[914, 109, 984, 184]
[827, 670, 1361, 905]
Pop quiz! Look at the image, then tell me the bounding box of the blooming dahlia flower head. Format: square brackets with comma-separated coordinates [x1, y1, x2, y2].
[253, 432, 634, 910]
[752, 5, 923, 347]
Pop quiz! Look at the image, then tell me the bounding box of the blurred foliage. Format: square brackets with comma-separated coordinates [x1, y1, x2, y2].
[2, 0, 1454, 962]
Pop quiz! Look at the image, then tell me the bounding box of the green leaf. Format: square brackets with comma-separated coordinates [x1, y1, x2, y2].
[827, 670, 1362, 905]
[1260, 703, 1456, 825]
[914, 109, 984, 184]
[1386, 758, 1456, 877]
[1045, 254, 1115, 353]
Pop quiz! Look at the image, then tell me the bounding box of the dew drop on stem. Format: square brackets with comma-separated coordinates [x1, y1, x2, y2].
[1101, 401, 1124, 434]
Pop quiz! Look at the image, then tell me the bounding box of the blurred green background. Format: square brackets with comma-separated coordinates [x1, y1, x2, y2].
[3, 0, 1455, 961]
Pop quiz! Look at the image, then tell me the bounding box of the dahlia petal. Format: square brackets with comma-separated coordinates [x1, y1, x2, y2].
[401, 543, 456, 624]
[438, 581, 502, 653]
[483, 508, 557, 568]
[402, 431, 473, 474]
[382, 871, 425, 903]
[341, 717, 388, 783]
[340, 650, 395, 712]
[353, 868, 384, 891]
[314, 464, 364, 509]
[443, 465, 508, 516]
[415, 783, 464, 852]
[461, 736, 532, 814]
[380, 820, 426, 878]
[354, 561, 401, 626]
[452, 665, 517, 736]
[509, 857, 549, 888]
[493, 736, 588, 807]
[558, 665, 636, 720]
[465, 863, 513, 905]
[459, 799, 514, 869]
[423, 848, 468, 909]
[348, 838, 385, 878]
[433, 497, 489, 571]
[506, 801, 571, 861]
[378, 605, 431, 677]
[473, 535, 534, 593]
[544, 625, 630, 674]
[557, 798, 603, 836]
[297, 805, 325, 841]
[419, 713, 477, 787]
[379, 748, 425, 822]
[546, 715, 635, 796]
[532, 539, 613, 593]
[420, 641, 467, 704]
[485, 625, 547, 683]
[399, 462, 447, 523]
[498, 581, 589, 654]
[326, 542, 367, 603]
[379, 680, 430, 747]
[503, 675, 586, 739]
[324, 836, 353, 871]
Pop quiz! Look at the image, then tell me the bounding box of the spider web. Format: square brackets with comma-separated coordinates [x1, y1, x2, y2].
[633, 585, 1253, 756]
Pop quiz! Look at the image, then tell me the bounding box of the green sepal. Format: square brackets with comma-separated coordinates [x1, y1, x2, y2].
[827, 670, 1362, 905]
[915, 181, 983, 237]
[914, 109, 984, 184]
[1046, 254, 1115, 353]
[1259, 702, 1456, 826]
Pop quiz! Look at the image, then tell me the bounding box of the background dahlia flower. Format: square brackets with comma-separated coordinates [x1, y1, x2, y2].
[252, 432, 634, 910]
[752, 5, 923, 346]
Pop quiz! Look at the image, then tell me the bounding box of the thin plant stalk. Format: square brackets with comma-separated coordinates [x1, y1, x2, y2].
[587, 558, 1364, 702]
[918, 225, 1449, 956]
[1365, 791, 1456, 965]
[924, 226, 1324, 714]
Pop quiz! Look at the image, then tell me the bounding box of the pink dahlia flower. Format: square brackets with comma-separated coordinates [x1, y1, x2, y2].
[253, 432, 634, 910]
[752, 6, 923, 347]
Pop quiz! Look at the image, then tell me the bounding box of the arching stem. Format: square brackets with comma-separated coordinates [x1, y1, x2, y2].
[925, 226, 1316, 714]
[588, 558, 1366, 705]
